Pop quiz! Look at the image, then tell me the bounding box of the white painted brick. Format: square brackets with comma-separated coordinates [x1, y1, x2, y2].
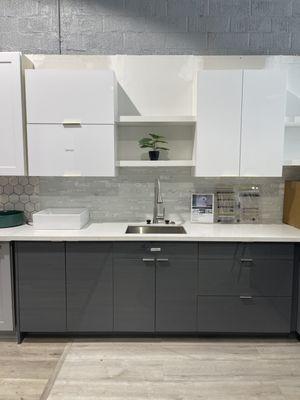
[167, 0, 209, 17]
[251, 0, 293, 17]
[231, 16, 271, 32]
[209, 0, 251, 17]
[189, 16, 230, 33]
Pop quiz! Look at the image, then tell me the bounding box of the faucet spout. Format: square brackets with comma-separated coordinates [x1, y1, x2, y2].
[153, 177, 165, 224]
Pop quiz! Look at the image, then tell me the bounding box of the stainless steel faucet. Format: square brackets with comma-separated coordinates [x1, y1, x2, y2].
[153, 177, 165, 224]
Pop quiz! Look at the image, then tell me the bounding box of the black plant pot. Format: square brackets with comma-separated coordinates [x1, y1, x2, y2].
[149, 150, 160, 160]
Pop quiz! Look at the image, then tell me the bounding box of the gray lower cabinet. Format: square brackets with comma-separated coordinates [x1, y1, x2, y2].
[66, 242, 113, 332]
[198, 243, 294, 333]
[14, 240, 295, 336]
[0, 243, 13, 331]
[16, 242, 66, 332]
[113, 242, 198, 332]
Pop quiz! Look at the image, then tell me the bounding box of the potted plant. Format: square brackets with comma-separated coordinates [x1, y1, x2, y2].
[138, 133, 169, 161]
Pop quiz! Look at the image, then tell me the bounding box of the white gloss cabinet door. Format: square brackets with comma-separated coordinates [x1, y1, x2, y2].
[25, 69, 117, 124]
[195, 70, 243, 177]
[27, 125, 116, 177]
[240, 70, 286, 177]
[0, 243, 13, 331]
[0, 52, 25, 175]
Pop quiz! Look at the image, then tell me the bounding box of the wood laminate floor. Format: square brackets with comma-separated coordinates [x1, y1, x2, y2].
[0, 338, 67, 400]
[1, 338, 300, 400]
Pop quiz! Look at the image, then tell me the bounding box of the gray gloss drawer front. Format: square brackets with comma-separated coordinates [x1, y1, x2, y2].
[197, 296, 292, 333]
[198, 243, 294, 296]
[243, 243, 294, 259]
[16, 242, 66, 332]
[114, 242, 197, 259]
[114, 242, 152, 259]
[198, 258, 294, 296]
[66, 242, 113, 332]
[198, 243, 294, 260]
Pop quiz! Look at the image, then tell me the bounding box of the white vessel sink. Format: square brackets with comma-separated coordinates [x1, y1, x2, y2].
[32, 208, 89, 230]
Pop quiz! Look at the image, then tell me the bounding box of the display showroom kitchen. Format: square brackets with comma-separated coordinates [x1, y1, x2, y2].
[1, 1, 300, 399]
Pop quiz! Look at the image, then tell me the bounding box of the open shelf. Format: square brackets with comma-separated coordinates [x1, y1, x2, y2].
[285, 122, 300, 128]
[118, 115, 196, 126]
[117, 160, 195, 167]
[283, 160, 300, 166]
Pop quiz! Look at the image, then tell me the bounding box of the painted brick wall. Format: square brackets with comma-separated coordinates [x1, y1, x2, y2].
[1, 0, 300, 54]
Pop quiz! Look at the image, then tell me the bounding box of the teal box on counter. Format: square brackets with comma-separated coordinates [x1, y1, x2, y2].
[0, 211, 25, 228]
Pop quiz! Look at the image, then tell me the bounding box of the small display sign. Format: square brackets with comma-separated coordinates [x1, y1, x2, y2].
[191, 193, 214, 223]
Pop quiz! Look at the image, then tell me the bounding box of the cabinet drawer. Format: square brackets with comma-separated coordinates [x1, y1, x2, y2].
[199, 243, 240, 259]
[199, 243, 294, 260]
[153, 242, 198, 258]
[197, 296, 292, 333]
[114, 242, 152, 259]
[114, 242, 197, 259]
[198, 258, 294, 296]
[242, 243, 294, 260]
[26, 69, 116, 124]
[27, 124, 116, 177]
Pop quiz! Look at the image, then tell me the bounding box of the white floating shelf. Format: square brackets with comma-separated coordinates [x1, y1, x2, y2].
[118, 116, 196, 126]
[283, 160, 300, 166]
[285, 122, 300, 128]
[117, 160, 195, 167]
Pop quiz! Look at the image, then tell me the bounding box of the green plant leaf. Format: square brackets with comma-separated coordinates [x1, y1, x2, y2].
[154, 140, 168, 144]
[149, 133, 166, 140]
[138, 133, 169, 151]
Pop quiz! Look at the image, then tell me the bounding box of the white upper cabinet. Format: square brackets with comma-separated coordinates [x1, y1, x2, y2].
[0, 52, 26, 175]
[27, 124, 116, 177]
[25, 69, 117, 124]
[25, 69, 117, 177]
[240, 70, 286, 177]
[196, 70, 243, 177]
[195, 69, 286, 177]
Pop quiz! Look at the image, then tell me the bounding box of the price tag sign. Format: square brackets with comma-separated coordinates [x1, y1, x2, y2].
[191, 193, 214, 223]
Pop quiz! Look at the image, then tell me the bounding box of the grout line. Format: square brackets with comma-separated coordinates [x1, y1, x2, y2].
[57, 0, 62, 55]
[39, 342, 72, 400]
[238, 70, 244, 176]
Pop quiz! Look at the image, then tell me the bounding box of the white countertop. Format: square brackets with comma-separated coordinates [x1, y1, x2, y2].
[1, 222, 300, 242]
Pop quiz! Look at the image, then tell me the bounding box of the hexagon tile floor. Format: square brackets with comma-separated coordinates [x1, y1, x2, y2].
[0, 176, 40, 221]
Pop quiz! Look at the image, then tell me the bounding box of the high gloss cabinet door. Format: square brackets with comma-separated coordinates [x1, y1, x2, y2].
[27, 124, 116, 176]
[66, 243, 113, 332]
[195, 70, 243, 177]
[0, 52, 25, 175]
[156, 255, 198, 332]
[114, 258, 155, 332]
[16, 242, 66, 332]
[240, 70, 286, 177]
[25, 69, 116, 124]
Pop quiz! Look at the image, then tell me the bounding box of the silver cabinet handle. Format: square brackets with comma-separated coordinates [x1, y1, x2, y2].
[157, 258, 169, 262]
[240, 258, 253, 263]
[63, 120, 81, 126]
[150, 247, 161, 252]
[240, 296, 253, 299]
[142, 258, 155, 262]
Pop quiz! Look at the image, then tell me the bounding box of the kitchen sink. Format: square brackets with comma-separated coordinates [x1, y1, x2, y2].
[125, 225, 186, 234]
